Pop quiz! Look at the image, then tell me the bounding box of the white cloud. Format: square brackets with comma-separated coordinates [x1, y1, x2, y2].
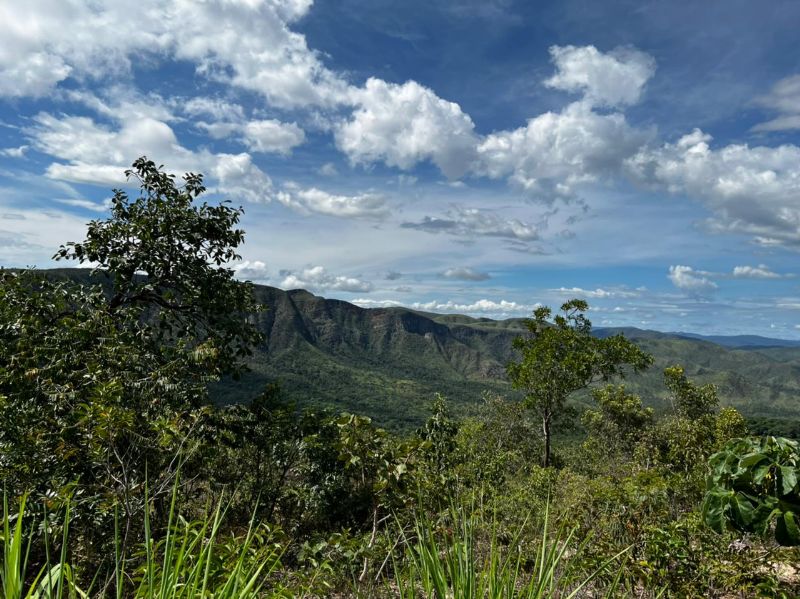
[183, 96, 305, 153]
[668, 265, 718, 292]
[0, 145, 28, 158]
[544, 45, 656, 108]
[280, 265, 373, 293]
[276, 184, 389, 219]
[64, 88, 177, 124]
[242, 119, 305, 154]
[27, 112, 274, 202]
[752, 74, 800, 132]
[55, 198, 110, 212]
[233, 260, 269, 281]
[184, 97, 245, 122]
[441, 267, 491, 281]
[731, 264, 792, 279]
[352, 297, 539, 316]
[336, 78, 478, 179]
[476, 101, 649, 201]
[552, 286, 639, 299]
[318, 162, 338, 176]
[0, 208, 90, 265]
[184, 100, 306, 154]
[627, 129, 800, 247]
[402, 206, 539, 240]
[0, 0, 349, 108]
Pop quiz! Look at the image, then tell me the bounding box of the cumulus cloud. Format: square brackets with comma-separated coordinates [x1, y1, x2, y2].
[184, 97, 245, 122]
[544, 45, 656, 108]
[668, 265, 718, 292]
[242, 119, 305, 154]
[336, 78, 478, 179]
[0, 145, 28, 158]
[552, 286, 640, 299]
[233, 260, 270, 281]
[275, 183, 389, 219]
[627, 129, 800, 248]
[27, 112, 275, 202]
[352, 297, 537, 316]
[183, 98, 306, 154]
[0, 0, 348, 107]
[280, 266, 373, 293]
[402, 206, 539, 241]
[476, 101, 649, 201]
[441, 267, 491, 281]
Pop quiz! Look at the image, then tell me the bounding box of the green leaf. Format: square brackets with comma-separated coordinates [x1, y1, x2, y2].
[739, 452, 768, 469]
[775, 512, 800, 546]
[779, 465, 798, 496]
[731, 494, 755, 526]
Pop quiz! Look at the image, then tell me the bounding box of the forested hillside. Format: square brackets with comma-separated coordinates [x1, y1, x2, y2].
[41, 268, 800, 430]
[214, 282, 800, 429]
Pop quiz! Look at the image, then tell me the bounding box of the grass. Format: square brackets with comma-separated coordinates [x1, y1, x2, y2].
[4, 485, 664, 598]
[391, 502, 632, 599]
[1, 482, 288, 599]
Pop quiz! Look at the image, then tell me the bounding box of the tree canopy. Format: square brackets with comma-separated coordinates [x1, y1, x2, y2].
[0, 157, 262, 552]
[507, 299, 653, 467]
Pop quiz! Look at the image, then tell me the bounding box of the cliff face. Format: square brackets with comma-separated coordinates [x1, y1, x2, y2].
[228, 284, 800, 430]
[252, 285, 517, 381]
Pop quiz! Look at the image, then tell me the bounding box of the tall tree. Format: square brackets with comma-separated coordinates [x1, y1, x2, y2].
[54, 156, 262, 384]
[0, 157, 262, 557]
[506, 299, 653, 467]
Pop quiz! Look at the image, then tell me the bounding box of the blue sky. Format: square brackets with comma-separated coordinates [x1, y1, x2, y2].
[2, 0, 800, 337]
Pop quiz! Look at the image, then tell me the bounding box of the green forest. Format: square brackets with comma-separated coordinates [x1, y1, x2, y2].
[1, 159, 799, 598]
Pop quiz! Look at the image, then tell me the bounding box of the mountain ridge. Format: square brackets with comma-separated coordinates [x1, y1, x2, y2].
[19, 268, 800, 429]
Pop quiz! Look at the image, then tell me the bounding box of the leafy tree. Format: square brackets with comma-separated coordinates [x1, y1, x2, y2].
[636, 366, 747, 504]
[583, 384, 654, 458]
[207, 384, 304, 524]
[54, 156, 262, 384]
[0, 157, 261, 559]
[663, 365, 718, 420]
[506, 299, 653, 467]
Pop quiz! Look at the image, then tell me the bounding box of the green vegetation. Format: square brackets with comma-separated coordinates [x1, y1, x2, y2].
[201, 284, 800, 431]
[703, 436, 800, 546]
[507, 299, 652, 466]
[2, 159, 799, 597]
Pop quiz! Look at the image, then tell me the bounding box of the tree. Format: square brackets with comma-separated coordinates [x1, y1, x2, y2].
[0, 157, 262, 560]
[583, 384, 654, 458]
[506, 299, 653, 467]
[663, 365, 718, 420]
[54, 156, 262, 384]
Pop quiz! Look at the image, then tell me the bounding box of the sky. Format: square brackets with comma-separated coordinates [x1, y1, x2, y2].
[1, 0, 800, 337]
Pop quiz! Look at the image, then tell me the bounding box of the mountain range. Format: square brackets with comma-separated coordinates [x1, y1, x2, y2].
[216, 282, 800, 430]
[28, 269, 800, 431]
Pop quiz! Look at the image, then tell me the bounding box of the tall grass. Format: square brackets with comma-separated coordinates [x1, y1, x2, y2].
[392, 502, 629, 599]
[2, 492, 83, 599]
[0, 484, 287, 599]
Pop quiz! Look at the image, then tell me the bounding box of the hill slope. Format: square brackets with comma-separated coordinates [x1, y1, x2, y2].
[217, 284, 800, 429]
[24, 269, 800, 429]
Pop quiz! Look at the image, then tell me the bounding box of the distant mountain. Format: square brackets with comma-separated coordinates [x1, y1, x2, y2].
[21, 269, 800, 430]
[216, 285, 800, 429]
[670, 332, 800, 349]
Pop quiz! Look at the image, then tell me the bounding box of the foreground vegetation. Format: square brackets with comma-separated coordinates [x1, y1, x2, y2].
[1, 159, 798, 597]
